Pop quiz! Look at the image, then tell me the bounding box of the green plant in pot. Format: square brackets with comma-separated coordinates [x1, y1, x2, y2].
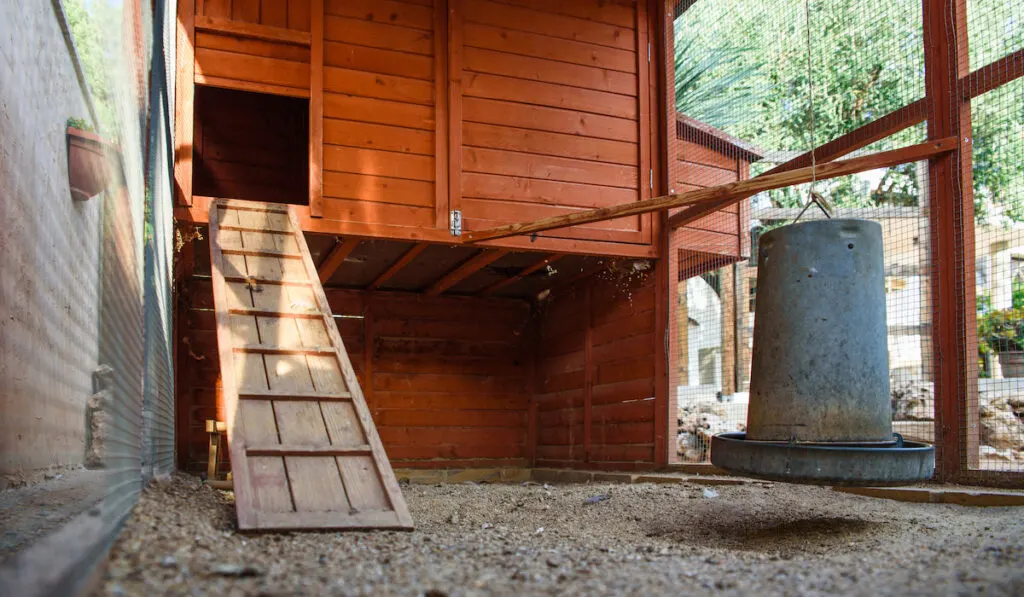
[978, 307, 1024, 378]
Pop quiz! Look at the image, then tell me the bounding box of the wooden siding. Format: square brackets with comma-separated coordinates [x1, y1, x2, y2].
[320, 0, 439, 227]
[456, 0, 648, 244]
[671, 136, 748, 259]
[200, 0, 311, 30]
[176, 277, 533, 472]
[667, 113, 762, 262]
[533, 269, 659, 470]
[194, 1, 313, 97]
[176, 0, 662, 258]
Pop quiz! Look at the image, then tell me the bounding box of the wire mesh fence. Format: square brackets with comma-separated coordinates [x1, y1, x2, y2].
[664, 0, 1022, 474]
[964, 0, 1024, 472]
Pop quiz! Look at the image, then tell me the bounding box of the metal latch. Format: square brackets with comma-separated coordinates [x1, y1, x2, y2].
[449, 210, 462, 237]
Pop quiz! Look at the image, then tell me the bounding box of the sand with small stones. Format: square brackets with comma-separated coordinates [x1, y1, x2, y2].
[98, 474, 1024, 596]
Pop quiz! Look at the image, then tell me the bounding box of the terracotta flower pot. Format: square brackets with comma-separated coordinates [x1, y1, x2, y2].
[66, 126, 114, 201]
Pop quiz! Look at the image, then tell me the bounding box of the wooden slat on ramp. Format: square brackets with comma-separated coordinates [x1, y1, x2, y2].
[208, 199, 413, 531]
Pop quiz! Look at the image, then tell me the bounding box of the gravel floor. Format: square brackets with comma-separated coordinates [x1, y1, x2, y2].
[99, 473, 1024, 596]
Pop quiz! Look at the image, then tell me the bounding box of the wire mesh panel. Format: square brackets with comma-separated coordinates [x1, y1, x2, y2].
[964, 0, 1024, 472]
[667, 0, 939, 465]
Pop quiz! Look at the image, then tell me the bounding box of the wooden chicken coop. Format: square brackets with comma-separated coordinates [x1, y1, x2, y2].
[171, 0, 759, 484]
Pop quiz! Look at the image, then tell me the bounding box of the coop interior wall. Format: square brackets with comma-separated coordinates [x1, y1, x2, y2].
[175, 265, 663, 473]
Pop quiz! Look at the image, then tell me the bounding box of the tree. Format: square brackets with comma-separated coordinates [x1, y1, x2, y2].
[63, 0, 122, 137]
[674, 0, 1023, 220]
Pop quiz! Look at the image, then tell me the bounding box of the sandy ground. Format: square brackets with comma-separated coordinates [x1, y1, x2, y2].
[98, 474, 1024, 596]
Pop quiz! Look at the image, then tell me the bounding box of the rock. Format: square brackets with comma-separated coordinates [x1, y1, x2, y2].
[891, 381, 934, 420]
[583, 494, 610, 505]
[159, 556, 177, 568]
[979, 398, 1024, 450]
[980, 445, 1016, 462]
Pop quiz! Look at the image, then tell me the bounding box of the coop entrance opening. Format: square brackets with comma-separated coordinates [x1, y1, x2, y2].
[192, 86, 309, 206]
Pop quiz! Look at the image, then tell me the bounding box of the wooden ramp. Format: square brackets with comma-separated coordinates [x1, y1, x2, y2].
[208, 199, 413, 531]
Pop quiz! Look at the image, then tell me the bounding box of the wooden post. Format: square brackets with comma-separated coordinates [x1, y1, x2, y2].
[636, 0, 651, 242]
[661, 0, 680, 464]
[922, 0, 979, 479]
[174, 0, 195, 206]
[433, 0, 450, 229]
[308, 0, 324, 217]
[654, 218, 670, 466]
[583, 284, 593, 463]
[720, 263, 736, 398]
[363, 303, 374, 412]
[446, 0, 463, 228]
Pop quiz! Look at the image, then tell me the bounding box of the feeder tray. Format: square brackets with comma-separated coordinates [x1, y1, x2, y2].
[710, 219, 934, 485]
[711, 433, 934, 486]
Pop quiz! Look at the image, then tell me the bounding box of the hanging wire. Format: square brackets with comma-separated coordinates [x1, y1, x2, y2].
[793, 0, 830, 223]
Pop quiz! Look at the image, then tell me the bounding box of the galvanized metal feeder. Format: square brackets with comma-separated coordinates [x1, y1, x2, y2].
[710, 219, 934, 486]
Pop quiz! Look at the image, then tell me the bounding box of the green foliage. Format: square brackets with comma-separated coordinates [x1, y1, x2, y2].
[978, 308, 1024, 353]
[674, 35, 765, 130]
[675, 0, 1023, 221]
[1013, 277, 1024, 310]
[975, 280, 1024, 356]
[65, 117, 93, 132]
[63, 0, 120, 137]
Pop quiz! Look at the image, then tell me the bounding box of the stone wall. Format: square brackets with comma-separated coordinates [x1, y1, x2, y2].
[0, 0, 103, 483]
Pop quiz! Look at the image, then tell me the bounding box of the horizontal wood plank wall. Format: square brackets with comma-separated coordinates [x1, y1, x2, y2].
[320, 0, 439, 229]
[201, 0, 311, 30]
[673, 136, 745, 258]
[193, 87, 309, 203]
[534, 269, 658, 470]
[176, 277, 532, 472]
[457, 0, 647, 245]
[195, 0, 313, 97]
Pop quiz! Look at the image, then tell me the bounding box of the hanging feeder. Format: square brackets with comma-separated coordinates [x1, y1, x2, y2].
[710, 219, 934, 486]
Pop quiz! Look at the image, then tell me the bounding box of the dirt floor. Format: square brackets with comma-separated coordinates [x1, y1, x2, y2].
[98, 474, 1024, 596]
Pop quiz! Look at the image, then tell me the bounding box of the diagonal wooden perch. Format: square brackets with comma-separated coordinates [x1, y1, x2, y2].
[464, 137, 958, 244]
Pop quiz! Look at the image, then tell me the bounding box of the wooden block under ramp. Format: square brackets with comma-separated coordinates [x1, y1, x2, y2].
[208, 198, 413, 531]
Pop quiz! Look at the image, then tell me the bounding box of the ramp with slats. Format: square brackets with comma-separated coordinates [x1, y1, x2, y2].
[208, 199, 413, 531]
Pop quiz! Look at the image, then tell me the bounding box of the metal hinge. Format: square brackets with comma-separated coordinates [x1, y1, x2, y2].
[650, 169, 654, 190]
[449, 210, 462, 237]
[647, 43, 651, 63]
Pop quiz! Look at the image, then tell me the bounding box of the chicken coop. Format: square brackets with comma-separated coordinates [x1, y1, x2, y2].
[171, 0, 759, 484]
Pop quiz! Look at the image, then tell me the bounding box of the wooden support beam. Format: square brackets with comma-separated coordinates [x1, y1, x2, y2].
[425, 249, 509, 297]
[960, 47, 1024, 99]
[466, 138, 957, 243]
[478, 253, 563, 297]
[369, 242, 428, 290]
[317, 238, 360, 283]
[923, 0, 978, 480]
[193, 15, 312, 45]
